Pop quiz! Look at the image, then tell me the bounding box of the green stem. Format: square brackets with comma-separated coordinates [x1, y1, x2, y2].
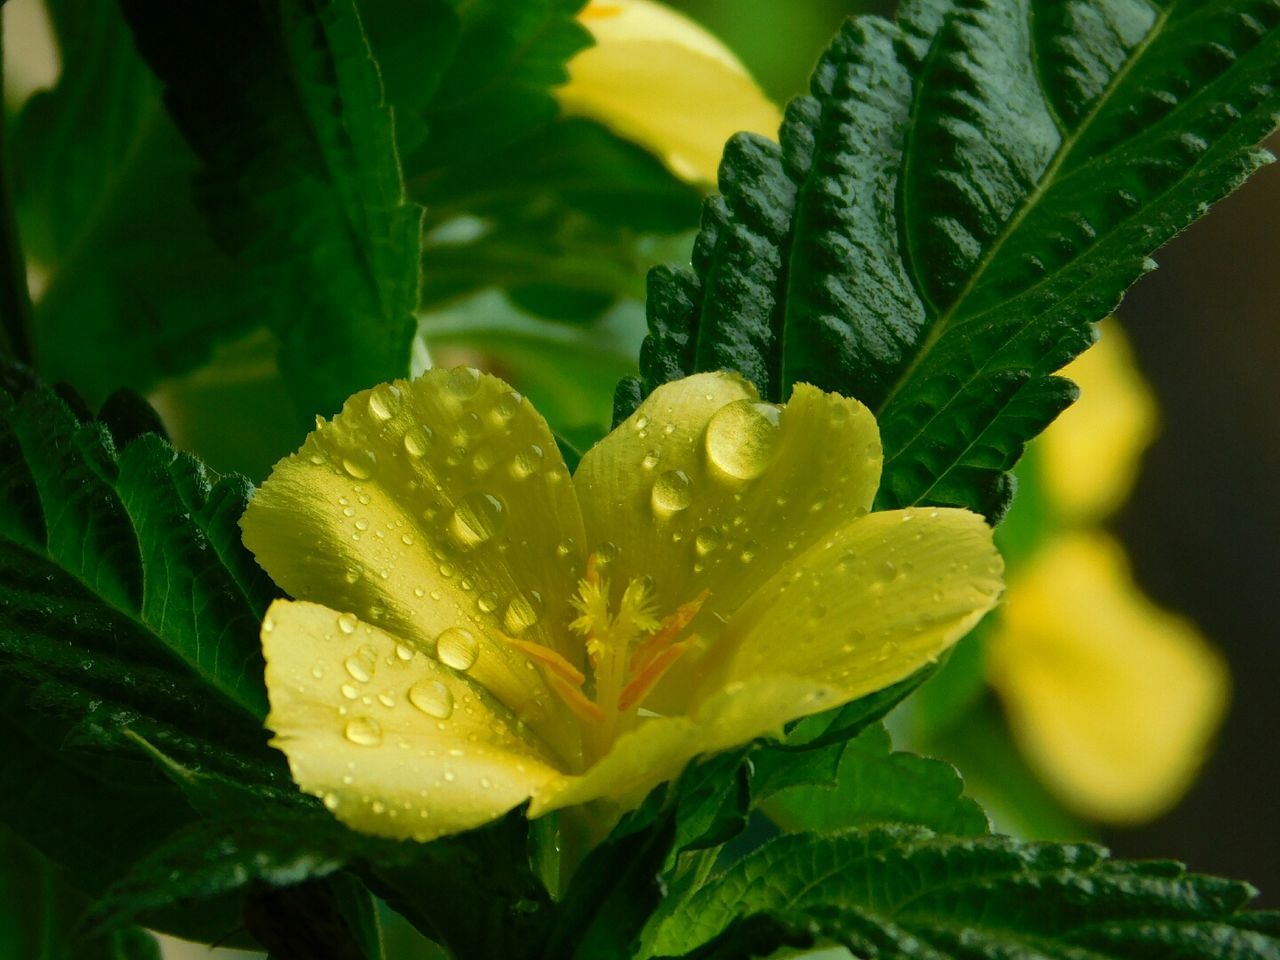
[0, 18, 35, 365]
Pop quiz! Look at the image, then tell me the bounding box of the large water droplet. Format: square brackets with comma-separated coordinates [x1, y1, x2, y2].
[447, 493, 506, 550]
[437, 627, 479, 671]
[342, 450, 376, 480]
[344, 653, 374, 683]
[403, 426, 432, 457]
[694, 527, 722, 557]
[368, 383, 401, 421]
[509, 444, 544, 481]
[447, 366, 481, 398]
[409, 679, 454, 719]
[651, 470, 693, 519]
[344, 716, 383, 746]
[503, 591, 543, 634]
[704, 400, 782, 481]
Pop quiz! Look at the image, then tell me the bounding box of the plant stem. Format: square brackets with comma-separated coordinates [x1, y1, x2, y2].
[0, 18, 35, 365]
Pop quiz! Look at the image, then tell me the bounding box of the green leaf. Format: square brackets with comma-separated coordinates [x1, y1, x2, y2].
[762, 724, 990, 836]
[0, 826, 161, 960]
[12, 0, 256, 402]
[624, 0, 1280, 520]
[118, 0, 424, 419]
[646, 827, 1280, 960]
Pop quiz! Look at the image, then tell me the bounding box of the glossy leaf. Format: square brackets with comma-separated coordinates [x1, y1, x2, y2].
[623, 0, 1280, 520]
[647, 827, 1280, 959]
[119, 0, 424, 419]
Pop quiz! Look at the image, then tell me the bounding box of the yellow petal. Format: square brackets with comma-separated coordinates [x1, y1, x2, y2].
[709, 508, 1003, 702]
[987, 533, 1228, 823]
[261, 600, 566, 841]
[573, 373, 884, 711]
[532, 674, 838, 817]
[241, 369, 588, 757]
[558, 0, 782, 183]
[1039, 320, 1158, 522]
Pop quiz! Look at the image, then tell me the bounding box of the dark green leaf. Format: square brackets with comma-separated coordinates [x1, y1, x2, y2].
[0, 825, 161, 960]
[647, 827, 1280, 959]
[119, 0, 424, 418]
[625, 0, 1280, 520]
[762, 724, 990, 836]
[12, 0, 256, 402]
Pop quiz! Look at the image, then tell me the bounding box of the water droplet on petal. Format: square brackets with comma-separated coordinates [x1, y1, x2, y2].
[502, 591, 543, 634]
[342, 450, 376, 480]
[337, 613, 358, 635]
[323, 792, 340, 810]
[437, 627, 479, 671]
[651, 470, 693, 519]
[447, 367, 481, 398]
[694, 527, 722, 558]
[395, 643, 416, 662]
[509, 444, 544, 480]
[344, 717, 382, 746]
[344, 653, 374, 683]
[368, 383, 401, 421]
[409, 679, 454, 719]
[403, 426, 432, 457]
[447, 493, 506, 550]
[704, 400, 782, 481]
[641, 449, 661, 470]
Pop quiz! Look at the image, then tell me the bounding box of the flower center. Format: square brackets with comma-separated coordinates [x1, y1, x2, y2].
[498, 553, 708, 760]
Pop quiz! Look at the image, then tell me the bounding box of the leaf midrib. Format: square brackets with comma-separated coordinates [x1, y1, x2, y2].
[873, 0, 1170, 417]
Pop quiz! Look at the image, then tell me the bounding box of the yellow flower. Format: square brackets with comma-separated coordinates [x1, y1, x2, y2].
[988, 322, 1228, 824]
[241, 370, 1002, 842]
[988, 534, 1228, 824]
[557, 0, 782, 184]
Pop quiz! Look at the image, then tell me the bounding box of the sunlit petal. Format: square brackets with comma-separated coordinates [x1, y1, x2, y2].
[708, 508, 1002, 703]
[573, 374, 883, 710]
[242, 369, 588, 755]
[988, 533, 1228, 823]
[559, 0, 781, 183]
[262, 600, 567, 841]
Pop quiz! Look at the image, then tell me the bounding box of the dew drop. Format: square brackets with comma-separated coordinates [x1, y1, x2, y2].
[337, 612, 358, 635]
[344, 653, 374, 683]
[447, 366, 481, 398]
[641, 449, 661, 470]
[409, 680, 454, 719]
[502, 591, 544, 635]
[342, 450, 376, 480]
[355, 518, 370, 531]
[509, 444, 544, 481]
[651, 469, 693, 519]
[446, 493, 506, 550]
[555, 538, 576, 559]
[367, 383, 401, 421]
[634, 414, 650, 432]
[378, 691, 397, 708]
[323, 792, 340, 811]
[694, 527, 722, 558]
[341, 683, 358, 700]
[437, 627, 479, 671]
[704, 400, 782, 481]
[344, 717, 383, 747]
[477, 592, 499, 614]
[403, 426, 432, 457]
[395, 643, 416, 662]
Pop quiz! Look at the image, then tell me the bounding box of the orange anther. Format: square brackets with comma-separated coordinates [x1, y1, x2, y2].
[501, 635, 586, 687]
[547, 673, 606, 724]
[620, 638, 694, 713]
[631, 588, 710, 675]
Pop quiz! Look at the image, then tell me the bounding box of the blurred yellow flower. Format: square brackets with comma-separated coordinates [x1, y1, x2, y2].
[241, 370, 1001, 842]
[557, 0, 782, 184]
[989, 321, 1228, 823]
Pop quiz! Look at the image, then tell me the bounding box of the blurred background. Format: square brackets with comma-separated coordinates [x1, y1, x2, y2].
[3, 0, 1278, 956]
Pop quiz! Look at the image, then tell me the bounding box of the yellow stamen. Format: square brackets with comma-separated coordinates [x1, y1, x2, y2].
[500, 634, 586, 687]
[631, 589, 709, 675]
[620, 636, 696, 712]
[547, 673, 606, 724]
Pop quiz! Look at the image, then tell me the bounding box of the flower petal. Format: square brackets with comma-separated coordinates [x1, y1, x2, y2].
[531, 674, 838, 817]
[574, 373, 883, 709]
[262, 600, 566, 841]
[1039, 320, 1157, 522]
[987, 533, 1228, 823]
[558, 0, 781, 183]
[708, 508, 1003, 702]
[242, 369, 588, 754]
